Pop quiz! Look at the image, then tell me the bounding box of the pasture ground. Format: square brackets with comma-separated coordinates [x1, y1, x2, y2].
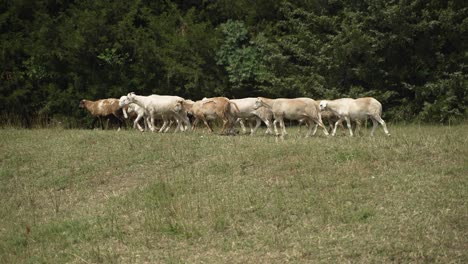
[0, 124, 467, 263]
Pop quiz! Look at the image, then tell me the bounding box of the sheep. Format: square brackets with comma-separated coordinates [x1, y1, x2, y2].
[254, 97, 329, 137]
[320, 110, 362, 135]
[190, 97, 239, 134]
[119, 93, 191, 133]
[79, 98, 125, 130]
[298, 110, 348, 135]
[319, 97, 390, 137]
[176, 99, 195, 131]
[125, 102, 150, 132]
[230, 97, 274, 135]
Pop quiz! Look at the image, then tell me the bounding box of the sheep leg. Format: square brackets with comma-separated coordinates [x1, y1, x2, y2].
[247, 119, 254, 135]
[144, 117, 149, 131]
[167, 120, 175, 133]
[115, 114, 125, 131]
[279, 118, 287, 136]
[251, 118, 261, 135]
[192, 118, 199, 131]
[238, 118, 247, 134]
[314, 119, 329, 136]
[221, 118, 230, 134]
[136, 122, 144, 132]
[353, 120, 362, 136]
[133, 115, 141, 129]
[228, 116, 237, 135]
[273, 119, 280, 136]
[203, 119, 213, 133]
[339, 122, 347, 136]
[173, 120, 182, 133]
[345, 116, 353, 136]
[91, 117, 99, 129]
[116, 118, 122, 132]
[106, 118, 111, 130]
[134, 114, 144, 131]
[150, 116, 157, 132]
[174, 112, 190, 132]
[377, 117, 390, 136]
[332, 118, 344, 136]
[371, 116, 390, 136]
[159, 119, 170, 133]
[370, 118, 379, 137]
[99, 117, 105, 130]
[185, 117, 192, 131]
[305, 120, 313, 137]
[180, 115, 191, 131]
[264, 119, 273, 135]
[100, 117, 106, 130]
[312, 124, 318, 136]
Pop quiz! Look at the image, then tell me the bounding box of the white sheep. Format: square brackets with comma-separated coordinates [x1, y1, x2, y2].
[254, 97, 329, 137]
[319, 97, 390, 137]
[230, 97, 274, 135]
[119, 93, 190, 133]
[124, 102, 150, 132]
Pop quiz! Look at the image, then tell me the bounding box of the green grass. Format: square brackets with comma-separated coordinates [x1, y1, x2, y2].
[0, 124, 467, 263]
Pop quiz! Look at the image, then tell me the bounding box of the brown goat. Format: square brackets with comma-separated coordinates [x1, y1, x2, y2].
[79, 98, 125, 130]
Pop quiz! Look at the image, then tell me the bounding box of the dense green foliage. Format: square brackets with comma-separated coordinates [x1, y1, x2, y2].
[1, 0, 467, 127]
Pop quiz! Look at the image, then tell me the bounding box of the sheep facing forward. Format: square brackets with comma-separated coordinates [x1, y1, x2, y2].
[79, 98, 125, 130]
[319, 97, 390, 137]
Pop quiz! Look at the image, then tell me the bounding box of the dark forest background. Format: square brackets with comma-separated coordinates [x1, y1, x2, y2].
[1, 0, 467, 127]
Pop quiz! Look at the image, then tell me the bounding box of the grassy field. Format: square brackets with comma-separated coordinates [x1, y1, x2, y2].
[0, 124, 467, 263]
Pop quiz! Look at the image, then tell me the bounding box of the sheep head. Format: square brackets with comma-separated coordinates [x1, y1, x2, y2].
[119, 96, 131, 107]
[253, 97, 265, 110]
[173, 100, 184, 113]
[319, 100, 328, 111]
[79, 100, 87, 108]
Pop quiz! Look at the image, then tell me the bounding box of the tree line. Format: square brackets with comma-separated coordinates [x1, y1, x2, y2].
[1, 0, 467, 127]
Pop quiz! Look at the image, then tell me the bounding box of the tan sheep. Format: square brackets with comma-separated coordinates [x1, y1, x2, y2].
[191, 97, 239, 134]
[79, 98, 125, 130]
[319, 97, 390, 137]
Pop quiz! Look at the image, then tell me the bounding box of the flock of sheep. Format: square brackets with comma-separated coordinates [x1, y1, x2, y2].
[79, 93, 391, 137]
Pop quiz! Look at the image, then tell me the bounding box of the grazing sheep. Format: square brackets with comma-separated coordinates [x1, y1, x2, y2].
[79, 98, 125, 130]
[319, 97, 390, 137]
[191, 97, 239, 134]
[254, 97, 329, 137]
